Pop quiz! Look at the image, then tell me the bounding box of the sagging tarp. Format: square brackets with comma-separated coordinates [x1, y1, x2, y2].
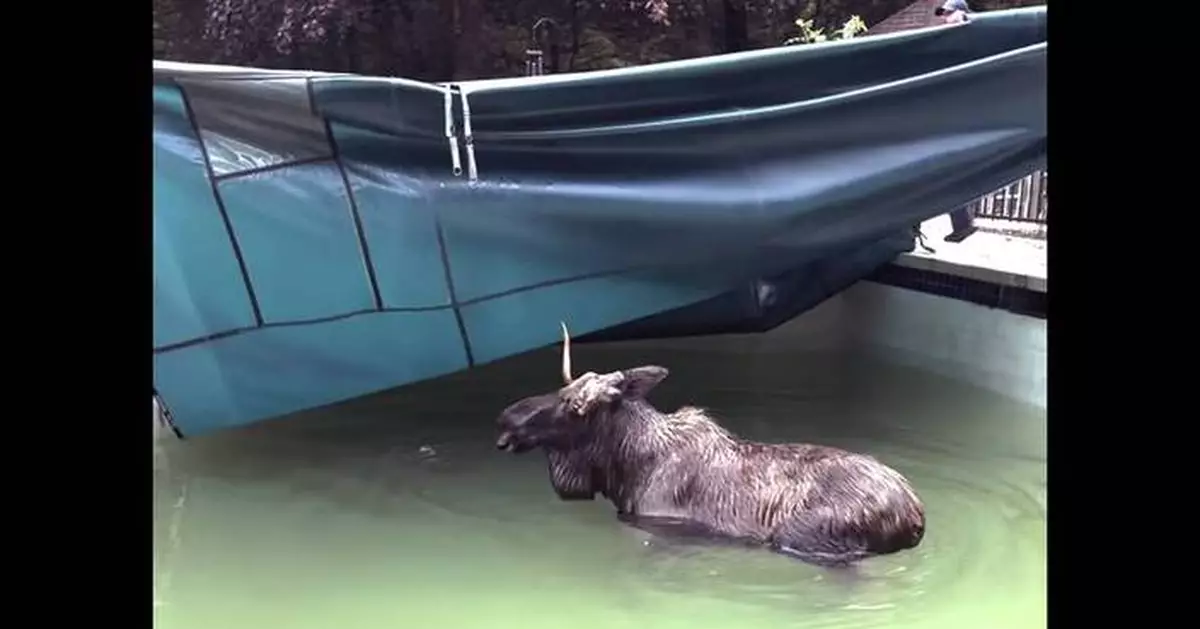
[153, 7, 1046, 436]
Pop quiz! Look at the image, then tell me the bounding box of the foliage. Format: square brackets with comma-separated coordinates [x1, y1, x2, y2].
[152, 1, 1045, 81]
[784, 14, 867, 45]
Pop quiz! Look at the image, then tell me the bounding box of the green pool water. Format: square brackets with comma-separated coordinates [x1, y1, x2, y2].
[154, 343, 1045, 629]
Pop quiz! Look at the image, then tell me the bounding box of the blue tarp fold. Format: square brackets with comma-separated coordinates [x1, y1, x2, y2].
[153, 7, 1046, 436]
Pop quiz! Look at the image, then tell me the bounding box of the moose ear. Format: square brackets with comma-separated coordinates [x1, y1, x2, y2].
[621, 366, 669, 399]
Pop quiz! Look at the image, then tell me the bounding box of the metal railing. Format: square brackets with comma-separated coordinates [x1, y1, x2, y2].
[969, 170, 1048, 224]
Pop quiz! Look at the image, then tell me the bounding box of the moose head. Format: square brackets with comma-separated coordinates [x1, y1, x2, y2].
[495, 323, 669, 456]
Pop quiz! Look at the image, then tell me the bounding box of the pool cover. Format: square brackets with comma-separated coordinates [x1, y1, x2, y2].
[153, 7, 1045, 436]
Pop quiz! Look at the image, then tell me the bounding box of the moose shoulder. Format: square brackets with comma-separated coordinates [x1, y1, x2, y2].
[495, 324, 926, 567]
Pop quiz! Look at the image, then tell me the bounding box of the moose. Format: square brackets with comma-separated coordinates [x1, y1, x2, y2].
[495, 323, 927, 567]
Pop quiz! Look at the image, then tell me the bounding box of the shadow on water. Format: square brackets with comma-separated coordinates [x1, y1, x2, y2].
[154, 342, 1045, 629]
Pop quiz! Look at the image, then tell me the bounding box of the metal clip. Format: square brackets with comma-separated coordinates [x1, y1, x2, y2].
[444, 87, 463, 177]
[460, 88, 478, 182]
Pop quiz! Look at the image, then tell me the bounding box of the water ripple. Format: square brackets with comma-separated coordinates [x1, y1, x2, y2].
[153, 347, 1045, 629]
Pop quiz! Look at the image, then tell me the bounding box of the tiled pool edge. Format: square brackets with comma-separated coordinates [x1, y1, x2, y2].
[843, 281, 1046, 409]
[867, 263, 1046, 320]
[611, 280, 1047, 410]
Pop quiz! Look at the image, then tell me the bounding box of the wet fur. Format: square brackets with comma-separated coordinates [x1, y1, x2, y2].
[497, 366, 926, 568]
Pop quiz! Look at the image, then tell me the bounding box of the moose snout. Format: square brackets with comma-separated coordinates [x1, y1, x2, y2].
[496, 431, 514, 451]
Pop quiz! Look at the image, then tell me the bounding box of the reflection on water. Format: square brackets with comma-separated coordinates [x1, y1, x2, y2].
[153, 343, 1045, 629]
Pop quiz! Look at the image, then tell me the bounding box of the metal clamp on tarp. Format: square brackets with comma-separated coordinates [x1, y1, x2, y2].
[444, 87, 463, 177]
[460, 88, 478, 182]
[446, 84, 479, 182]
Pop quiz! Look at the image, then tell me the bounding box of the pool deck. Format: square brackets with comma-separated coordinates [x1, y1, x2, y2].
[896, 214, 1047, 293]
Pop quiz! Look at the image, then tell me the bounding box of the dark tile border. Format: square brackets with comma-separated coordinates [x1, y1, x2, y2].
[865, 263, 1046, 319]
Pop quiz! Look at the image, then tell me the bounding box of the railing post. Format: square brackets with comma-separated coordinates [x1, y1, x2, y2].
[524, 49, 544, 76]
[526, 17, 560, 77]
[1038, 171, 1048, 222]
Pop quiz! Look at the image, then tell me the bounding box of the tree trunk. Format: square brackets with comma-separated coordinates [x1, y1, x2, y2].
[455, 0, 485, 79]
[722, 0, 748, 54]
[569, 0, 581, 71]
[442, 0, 460, 80]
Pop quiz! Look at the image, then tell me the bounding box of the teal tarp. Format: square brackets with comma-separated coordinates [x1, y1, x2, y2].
[153, 7, 1046, 436]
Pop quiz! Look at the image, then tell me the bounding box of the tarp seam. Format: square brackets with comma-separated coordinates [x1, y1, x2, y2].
[211, 155, 335, 182]
[323, 117, 385, 311]
[176, 81, 265, 328]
